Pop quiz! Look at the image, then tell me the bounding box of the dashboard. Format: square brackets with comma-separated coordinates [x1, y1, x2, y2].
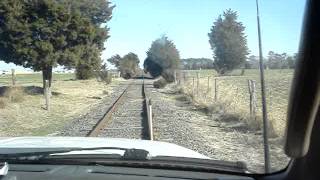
[1, 164, 254, 180]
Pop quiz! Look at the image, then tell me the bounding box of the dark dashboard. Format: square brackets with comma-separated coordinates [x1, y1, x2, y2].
[1, 164, 253, 180]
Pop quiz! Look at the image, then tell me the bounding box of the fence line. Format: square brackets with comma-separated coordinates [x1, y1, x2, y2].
[176, 69, 292, 137]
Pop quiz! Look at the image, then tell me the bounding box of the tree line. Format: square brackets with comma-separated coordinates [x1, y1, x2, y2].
[246, 52, 296, 70]
[182, 58, 214, 70]
[182, 52, 296, 71]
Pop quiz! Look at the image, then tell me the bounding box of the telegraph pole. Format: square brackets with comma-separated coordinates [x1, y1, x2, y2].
[255, 0, 270, 173]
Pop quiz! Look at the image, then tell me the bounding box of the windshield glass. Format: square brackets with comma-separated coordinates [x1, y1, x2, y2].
[0, 0, 305, 174]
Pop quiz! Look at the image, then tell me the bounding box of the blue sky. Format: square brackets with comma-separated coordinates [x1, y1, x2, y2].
[0, 0, 306, 70]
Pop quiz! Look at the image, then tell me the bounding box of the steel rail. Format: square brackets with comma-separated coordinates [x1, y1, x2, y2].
[87, 79, 153, 140]
[86, 83, 132, 137]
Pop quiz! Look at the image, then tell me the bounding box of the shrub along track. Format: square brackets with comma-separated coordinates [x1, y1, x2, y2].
[59, 79, 151, 139]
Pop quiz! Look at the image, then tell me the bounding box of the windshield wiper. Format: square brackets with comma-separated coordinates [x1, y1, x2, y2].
[0, 147, 150, 161]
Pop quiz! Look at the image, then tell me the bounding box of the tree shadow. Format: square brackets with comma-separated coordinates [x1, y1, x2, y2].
[140, 98, 150, 140]
[132, 76, 154, 79]
[62, 78, 76, 81]
[86, 96, 102, 99]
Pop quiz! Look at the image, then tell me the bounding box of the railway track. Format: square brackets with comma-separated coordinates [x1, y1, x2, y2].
[86, 79, 151, 140]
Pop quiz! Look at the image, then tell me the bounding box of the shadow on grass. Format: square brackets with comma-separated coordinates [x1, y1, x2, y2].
[0, 86, 61, 96]
[86, 96, 102, 100]
[62, 78, 76, 81]
[132, 76, 154, 79]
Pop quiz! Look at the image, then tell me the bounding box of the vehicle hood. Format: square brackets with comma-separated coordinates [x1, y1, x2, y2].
[0, 137, 209, 159]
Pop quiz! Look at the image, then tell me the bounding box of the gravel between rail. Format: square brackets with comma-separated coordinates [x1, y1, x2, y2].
[97, 79, 149, 139]
[59, 79, 149, 139]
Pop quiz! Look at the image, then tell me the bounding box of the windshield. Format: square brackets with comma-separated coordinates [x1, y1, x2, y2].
[0, 0, 305, 174]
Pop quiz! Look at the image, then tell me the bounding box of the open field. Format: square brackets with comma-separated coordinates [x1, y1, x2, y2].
[0, 73, 122, 136]
[178, 69, 294, 137]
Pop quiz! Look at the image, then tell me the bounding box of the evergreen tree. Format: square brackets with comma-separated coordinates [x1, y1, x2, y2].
[208, 9, 248, 75]
[144, 35, 180, 82]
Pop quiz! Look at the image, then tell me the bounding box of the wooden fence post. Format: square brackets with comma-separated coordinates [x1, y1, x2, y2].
[45, 80, 50, 111]
[207, 76, 210, 93]
[192, 77, 195, 97]
[11, 69, 16, 86]
[248, 80, 253, 117]
[196, 72, 199, 96]
[248, 80, 257, 120]
[214, 78, 217, 101]
[251, 80, 257, 120]
[148, 99, 153, 140]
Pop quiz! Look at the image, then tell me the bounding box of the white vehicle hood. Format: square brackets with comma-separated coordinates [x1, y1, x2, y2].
[0, 137, 209, 159]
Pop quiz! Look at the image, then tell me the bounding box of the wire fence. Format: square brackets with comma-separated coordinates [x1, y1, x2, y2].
[175, 69, 293, 137]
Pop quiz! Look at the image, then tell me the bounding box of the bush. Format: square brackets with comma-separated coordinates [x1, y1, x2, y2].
[4, 86, 25, 103]
[161, 69, 175, 83]
[153, 78, 167, 88]
[120, 71, 133, 79]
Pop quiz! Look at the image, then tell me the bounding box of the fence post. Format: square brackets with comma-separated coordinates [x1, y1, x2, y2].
[148, 99, 153, 140]
[248, 80, 253, 117]
[207, 76, 210, 93]
[192, 77, 195, 97]
[11, 69, 16, 86]
[45, 80, 50, 111]
[196, 72, 199, 96]
[251, 80, 257, 120]
[110, 71, 113, 83]
[214, 78, 217, 101]
[248, 80, 257, 120]
[174, 70, 177, 84]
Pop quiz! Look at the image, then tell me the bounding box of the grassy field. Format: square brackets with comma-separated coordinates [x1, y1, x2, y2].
[179, 69, 294, 137]
[0, 73, 123, 136]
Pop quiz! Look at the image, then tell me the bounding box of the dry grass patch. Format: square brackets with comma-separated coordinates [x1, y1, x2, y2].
[178, 69, 292, 137]
[0, 77, 124, 136]
[3, 86, 25, 103]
